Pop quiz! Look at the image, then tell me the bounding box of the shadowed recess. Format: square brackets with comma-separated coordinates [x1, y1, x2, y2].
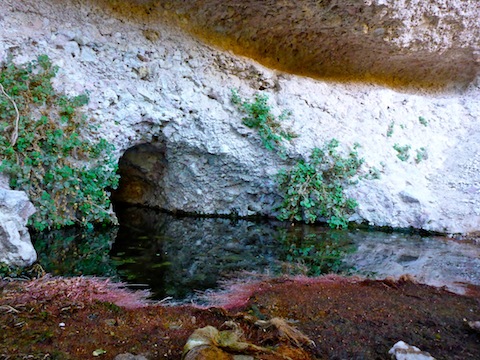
[106, 0, 479, 90]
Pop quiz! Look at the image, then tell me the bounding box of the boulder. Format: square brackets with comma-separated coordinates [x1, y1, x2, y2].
[0, 185, 37, 267]
[388, 341, 436, 360]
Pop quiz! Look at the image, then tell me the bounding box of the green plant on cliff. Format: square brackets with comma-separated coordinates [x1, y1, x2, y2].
[0, 55, 119, 231]
[232, 90, 368, 228]
[276, 139, 363, 229]
[393, 143, 411, 162]
[231, 89, 295, 157]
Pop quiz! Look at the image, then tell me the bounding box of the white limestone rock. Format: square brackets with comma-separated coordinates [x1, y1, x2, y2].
[388, 341, 436, 360]
[0, 187, 37, 267]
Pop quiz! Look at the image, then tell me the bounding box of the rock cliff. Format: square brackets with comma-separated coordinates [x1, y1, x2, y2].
[0, 0, 479, 259]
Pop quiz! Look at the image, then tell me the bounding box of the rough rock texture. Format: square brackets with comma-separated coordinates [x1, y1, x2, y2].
[0, 0, 479, 233]
[151, 0, 480, 90]
[0, 179, 37, 267]
[388, 341, 436, 360]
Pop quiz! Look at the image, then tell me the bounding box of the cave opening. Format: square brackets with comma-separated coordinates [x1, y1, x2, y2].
[111, 142, 168, 210]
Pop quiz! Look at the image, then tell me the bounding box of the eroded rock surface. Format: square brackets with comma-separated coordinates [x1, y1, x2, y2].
[388, 341, 436, 360]
[0, 0, 479, 234]
[148, 0, 480, 89]
[0, 183, 37, 267]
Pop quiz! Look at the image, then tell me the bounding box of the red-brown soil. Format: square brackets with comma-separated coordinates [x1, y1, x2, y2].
[1, 275, 479, 359]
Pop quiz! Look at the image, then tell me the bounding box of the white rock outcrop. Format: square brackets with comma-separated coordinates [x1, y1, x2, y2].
[0, 184, 37, 267]
[0, 0, 479, 235]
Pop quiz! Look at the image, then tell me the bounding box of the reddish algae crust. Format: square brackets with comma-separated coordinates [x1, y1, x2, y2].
[1, 275, 479, 359]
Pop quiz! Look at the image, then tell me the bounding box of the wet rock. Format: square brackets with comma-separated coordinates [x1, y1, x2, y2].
[182, 325, 236, 360]
[183, 345, 232, 360]
[0, 184, 37, 267]
[388, 341, 436, 360]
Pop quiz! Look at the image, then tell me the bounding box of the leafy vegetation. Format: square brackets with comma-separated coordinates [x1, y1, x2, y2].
[276, 139, 364, 229]
[232, 90, 367, 229]
[386, 121, 395, 137]
[393, 143, 411, 162]
[418, 116, 428, 127]
[0, 55, 119, 231]
[0, 262, 45, 280]
[33, 228, 118, 277]
[415, 147, 428, 164]
[364, 166, 381, 180]
[231, 89, 295, 157]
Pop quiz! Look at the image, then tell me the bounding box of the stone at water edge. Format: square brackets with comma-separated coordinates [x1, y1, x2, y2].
[468, 321, 480, 333]
[388, 341, 436, 360]
[0, 186, 37, 267]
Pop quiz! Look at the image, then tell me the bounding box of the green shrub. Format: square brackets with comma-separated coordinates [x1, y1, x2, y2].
[415, 147, 428, 164]
[418, 116, 428, 127]
[386, 121, 395, 137]
[393, 143, 411, 161]
[276, 139, 363, 228]
[231, 89, 295, 157]
[0, 55, 119, 231]
[232, 90, 368, 228]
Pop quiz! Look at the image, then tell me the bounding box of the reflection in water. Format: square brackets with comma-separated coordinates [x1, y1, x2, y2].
[32, 206, 480, 301]
[110, 206, 354, 300]
[33, 227, 118, 278]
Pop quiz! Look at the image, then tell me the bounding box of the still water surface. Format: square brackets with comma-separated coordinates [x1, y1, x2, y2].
[33, 205, 480, 302]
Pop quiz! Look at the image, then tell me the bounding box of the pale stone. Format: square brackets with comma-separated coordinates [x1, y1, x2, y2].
[64, 40, 80, 58]
[0, 188, 37, 267]
[80, 46, 97, 62]
[388, 341, 436, 360]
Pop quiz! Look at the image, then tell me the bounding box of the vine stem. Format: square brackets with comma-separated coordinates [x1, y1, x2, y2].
[0, 82, 20, 146]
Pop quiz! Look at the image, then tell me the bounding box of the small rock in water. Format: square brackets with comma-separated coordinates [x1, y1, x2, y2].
[388, 341, 436, 360]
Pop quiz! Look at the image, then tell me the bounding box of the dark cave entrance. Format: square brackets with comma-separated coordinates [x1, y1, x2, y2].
[111, 142, 168, 209]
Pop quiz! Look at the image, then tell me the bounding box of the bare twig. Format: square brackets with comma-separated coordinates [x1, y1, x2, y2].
[0, 82, 20, 146]
[0, 305, 20, 313]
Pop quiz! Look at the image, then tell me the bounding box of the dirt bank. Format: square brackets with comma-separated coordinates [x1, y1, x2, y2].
[1, 275, 479, 359]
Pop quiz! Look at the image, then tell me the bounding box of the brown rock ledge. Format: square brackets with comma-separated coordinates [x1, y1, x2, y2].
[107, 0, 479, 90]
